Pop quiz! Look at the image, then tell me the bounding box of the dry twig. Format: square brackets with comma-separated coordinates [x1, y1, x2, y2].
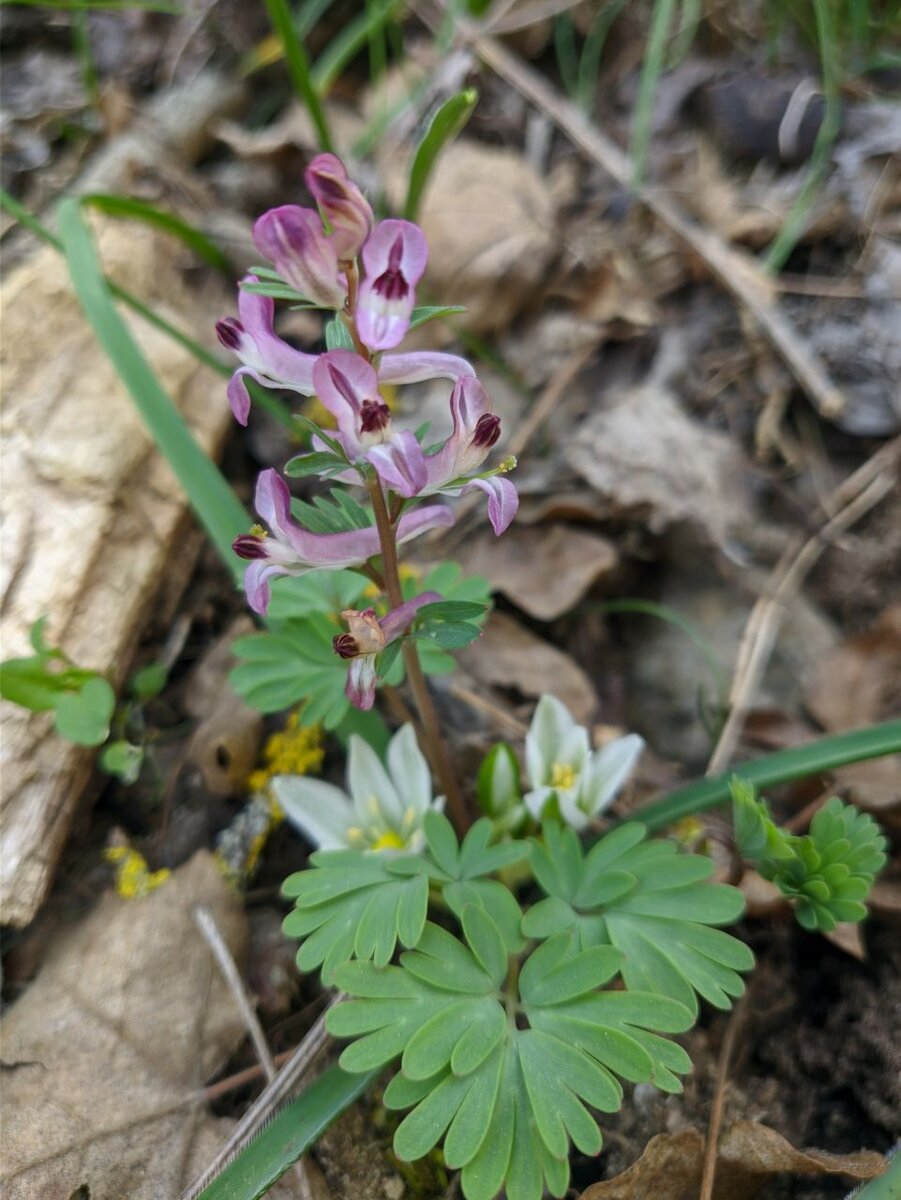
[707, 437, 900, 776]
[699, 996, 748, 1200]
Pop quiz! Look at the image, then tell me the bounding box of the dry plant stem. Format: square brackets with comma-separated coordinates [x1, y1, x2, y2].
[179, 994, 341, 1200]
[419, 2, 847, 421]
[366, 475, 468, 833]
[707, 437, 900, 776]
[699, 995, 747, 1200]
[194, 906, 276, 1082]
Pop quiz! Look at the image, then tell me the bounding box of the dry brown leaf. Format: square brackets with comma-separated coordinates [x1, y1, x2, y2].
[565, 347, 749, 548]
[1, 853, 248, 1200]
[456, 611, 596, 723]
[458, 523, 617, 621]
[580, 1120, 886, 1200]
[415, 140, 558, 335]
[803, 606, 901, 813]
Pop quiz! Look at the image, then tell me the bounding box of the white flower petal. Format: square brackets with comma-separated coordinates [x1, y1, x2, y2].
[557, 787, 591, 831]
[387, 723, 433, 814]
[271, 776, 355, 849]
[524, 785, 555, 821]
[584, 733, 645, 816]
[560, 724, 591, 772]
[525, 695, 577, 787]
[348, 734, 404, 825]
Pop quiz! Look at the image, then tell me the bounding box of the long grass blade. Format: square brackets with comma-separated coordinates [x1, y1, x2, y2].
[634, 720, 901, 831]
[81, 193, 230, 272]
[196, 1065, 377, 1200]
[263, 0, 334, 153]
[311, 0, 399, 95]
[57, 196, 248, 579]
[629, 0, 677, 186]
[404, 88, 479, 222]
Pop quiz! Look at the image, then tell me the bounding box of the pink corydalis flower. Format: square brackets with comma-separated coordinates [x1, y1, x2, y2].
[423, 376, 519, 536]
[216, 281, 317, 424]
[333, 593, 440, 710]
[253, 206, 347, 309]
[232, 470, 452, 615]
[305, 153, 373, 260]
[357, 219, 428, 351]
[313, 350, 428, 497]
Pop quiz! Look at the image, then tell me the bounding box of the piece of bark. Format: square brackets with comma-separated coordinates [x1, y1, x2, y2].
[0, 219, 233, 927]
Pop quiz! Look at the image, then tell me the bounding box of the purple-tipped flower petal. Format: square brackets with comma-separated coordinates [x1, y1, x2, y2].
[305, 153, 373, 260]
[357, 219, 428, 350]
[461, 475, 519, 536]
[253, 206, 347, 309]
[216, 281, 317, 424]
[313, 350, 427, 494]
[377, 351, 476, 385]
[333, 592, 441, 710]
[234, 470, 452, 615]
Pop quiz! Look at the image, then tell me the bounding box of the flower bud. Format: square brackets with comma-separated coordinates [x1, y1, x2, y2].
[252, 206, 347, 309]
[305, 154, 373, 260]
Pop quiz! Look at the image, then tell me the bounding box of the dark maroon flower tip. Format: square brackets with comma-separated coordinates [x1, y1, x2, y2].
[473, 413, 501, 448]
[233, 533, 268, 560]
[216, 318, 244, 351]
[372, 233, 409, 300]
[360, 399, 391, 434]
[333, 633, 359, 659]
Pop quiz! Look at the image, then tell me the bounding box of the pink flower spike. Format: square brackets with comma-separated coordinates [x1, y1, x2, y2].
[305, 154, 373, 260]
[253, 206, 347, 309]
[313, 350, 382, 457]
[232, 470, 453, 615]
[357, 219, 428, 350]
[333, 593, 441, 710]
[216, 280, 317, 424]
[424, 376, 500, 487]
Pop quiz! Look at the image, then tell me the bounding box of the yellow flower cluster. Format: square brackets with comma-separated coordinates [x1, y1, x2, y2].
[246, 711, 325, 796]
[104, 845, 171, 899]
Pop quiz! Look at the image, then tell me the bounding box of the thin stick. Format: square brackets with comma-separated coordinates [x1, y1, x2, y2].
[179, 995, 339, 1200]
[699, 997, 746, 1200]
[417, 2, 847, 421]
[194, 906, 276, 1083]
[367, 477, 469, 832]
[706, 438, 900, 776]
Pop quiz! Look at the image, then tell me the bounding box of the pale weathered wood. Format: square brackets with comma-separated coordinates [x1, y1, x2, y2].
[0, 219, 235, 926]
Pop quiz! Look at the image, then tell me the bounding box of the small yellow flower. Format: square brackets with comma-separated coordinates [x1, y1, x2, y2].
[105, 845, 170, 899]
[246, 711, 324, 796]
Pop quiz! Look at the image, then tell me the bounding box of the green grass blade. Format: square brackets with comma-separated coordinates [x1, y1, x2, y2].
[576, 0, 630, 113]
[57, 196, 248, 579]
[81, 194, 230, 272]
[629, 0, 677, 187]
[762, 0, 841, 272]
[404, 88, 479, 222]
[849, 1153, 901, 1200]
[196, 1065, 378, 1200]
[264, 0, 334, 153]
[311, 0, 399, 96]
[634, 721, 901, 831]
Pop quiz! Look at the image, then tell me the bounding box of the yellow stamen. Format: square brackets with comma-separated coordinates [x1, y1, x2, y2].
[371, 831, 405, 851]
[550, 762, 577, 790]
[250, 523, 268, 538]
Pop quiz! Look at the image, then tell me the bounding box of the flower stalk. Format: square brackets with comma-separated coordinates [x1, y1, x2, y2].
[366, 472, 467, 833]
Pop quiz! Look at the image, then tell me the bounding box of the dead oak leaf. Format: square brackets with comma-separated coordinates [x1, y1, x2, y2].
[580, 1120, 886, 1200]
[458, 523, 618, 621]
[1, 852, 248, 1200]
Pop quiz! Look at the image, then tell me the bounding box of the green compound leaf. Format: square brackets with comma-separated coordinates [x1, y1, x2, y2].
[732, 782, 887, 933]
[282, 850, 429, 984]
[330, 911, 694, 1200]
[524, 821, 753, 1015]
[387, 812, 531, 951]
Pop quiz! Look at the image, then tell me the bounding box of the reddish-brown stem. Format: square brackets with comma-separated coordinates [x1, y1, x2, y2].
[366, 475, 468, 833]
[341, 262, 369, 359]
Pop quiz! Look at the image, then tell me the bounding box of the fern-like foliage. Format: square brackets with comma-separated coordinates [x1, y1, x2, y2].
[282, 813, 530, 982]
[731, 779, 887, 932]
[328, 907, 694, 1200]
[522, 821, 753, 1014]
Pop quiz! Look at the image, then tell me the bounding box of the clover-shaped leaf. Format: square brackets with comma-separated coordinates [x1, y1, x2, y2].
[523, 821, 753, 1015]
[330, 907, 694, 1200]
[282, 850, 428, 984]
